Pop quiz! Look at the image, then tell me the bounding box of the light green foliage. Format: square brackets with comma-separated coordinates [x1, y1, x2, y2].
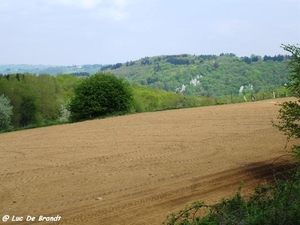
[68, 72, 133, 122]
[0, 94, 13, 130]
[132, 85, 203, 113]
[55, 74, 80, 100]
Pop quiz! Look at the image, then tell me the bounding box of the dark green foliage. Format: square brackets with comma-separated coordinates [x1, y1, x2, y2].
[154, 62, 162, 73]
[166, 56, 190, 65]
[263, 54, 288, 62]
[100, 65, 112, 71]
[163, 202, 209, 225]
[141, 57, 151, 65]
[126, 61, 135, 67]
[242, 56, 252, 64]
[101, 63, 123, 70]
[68, 72, 133, 122]
[111, 63, 123, 70]
[71, 72, 90, 77]
[19, 96, 37, 127]
[197, 55, 217, 61]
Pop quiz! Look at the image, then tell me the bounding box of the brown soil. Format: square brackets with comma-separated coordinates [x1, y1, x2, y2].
[0, 98, 296, 225]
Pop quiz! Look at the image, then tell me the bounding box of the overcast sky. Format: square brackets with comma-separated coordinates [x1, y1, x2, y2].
[0, 0, 299, 65]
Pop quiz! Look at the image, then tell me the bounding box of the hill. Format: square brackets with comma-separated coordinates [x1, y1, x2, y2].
[0, 98, 294, 224]
[0, 53, 291, 97]
[101, 54, 291, 97]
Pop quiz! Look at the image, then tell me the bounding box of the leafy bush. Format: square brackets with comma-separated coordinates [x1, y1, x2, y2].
[68, 72, 133, 122]
[274, 45, 300, 158]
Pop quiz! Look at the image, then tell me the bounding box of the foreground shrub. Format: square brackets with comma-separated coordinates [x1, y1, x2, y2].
[163, 166, 300, 225]
[273, 44, 300, 159]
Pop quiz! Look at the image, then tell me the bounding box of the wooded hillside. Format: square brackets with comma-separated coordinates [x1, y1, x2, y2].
[101, 54, 291, 97]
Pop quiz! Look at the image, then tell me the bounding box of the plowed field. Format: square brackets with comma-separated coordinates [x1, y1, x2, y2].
[0, 98, 295, 225]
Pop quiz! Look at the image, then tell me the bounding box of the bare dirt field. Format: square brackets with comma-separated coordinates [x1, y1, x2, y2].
[0, 98, 296, 225]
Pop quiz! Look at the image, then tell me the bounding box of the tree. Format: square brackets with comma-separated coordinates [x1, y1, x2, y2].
[274, 44, 300, 157]
[20, 95, 37, 127]
[68, 72, 133, 122]
[0, 95, 13, 130]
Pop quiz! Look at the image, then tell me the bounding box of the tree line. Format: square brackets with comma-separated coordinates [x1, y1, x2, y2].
[0, 72, 208, 131]
[0, 73, 78, 129]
